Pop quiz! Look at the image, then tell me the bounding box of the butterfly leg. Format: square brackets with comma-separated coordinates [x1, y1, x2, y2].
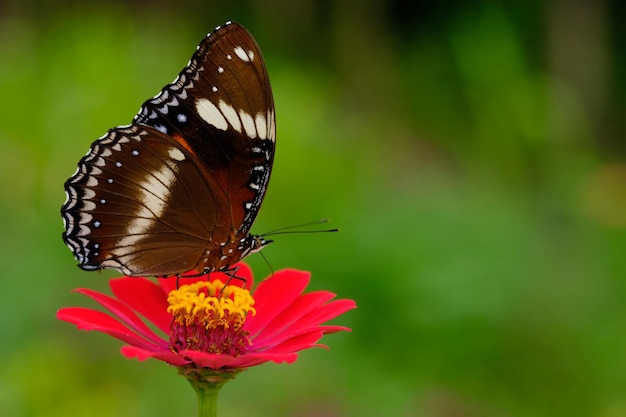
[221, 266, 249, 291]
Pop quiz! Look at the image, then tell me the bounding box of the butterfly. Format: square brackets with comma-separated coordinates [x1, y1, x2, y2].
[61, 21, 275, 277]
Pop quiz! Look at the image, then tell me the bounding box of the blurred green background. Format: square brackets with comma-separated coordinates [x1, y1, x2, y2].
[2, 0, 626, 416]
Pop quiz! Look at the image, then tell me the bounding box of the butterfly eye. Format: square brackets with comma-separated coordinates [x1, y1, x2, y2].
[61, 21, 275, 277]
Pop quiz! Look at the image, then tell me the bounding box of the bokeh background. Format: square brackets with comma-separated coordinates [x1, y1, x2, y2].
[2, 0, 626, 416]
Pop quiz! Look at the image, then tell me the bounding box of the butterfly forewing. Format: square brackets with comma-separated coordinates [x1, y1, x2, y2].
[134, 22, 275, 234]
[62, 22, 275, 276]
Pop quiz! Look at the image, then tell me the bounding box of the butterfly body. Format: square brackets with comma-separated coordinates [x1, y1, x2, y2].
[62, 22, 275, 277]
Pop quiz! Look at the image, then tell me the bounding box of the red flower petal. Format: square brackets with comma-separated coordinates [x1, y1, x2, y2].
[245, 269, 310, 337]
[268, 298, 356, 341]
[250, 291, 337, 346]
[251, 293, 356, 350]
[57, 307, 165, 350]
[225, 352, 298, 368]
[316, 324, 354, 335]
[256, 329, 336, 354]
[72, 288, 168, 347]
[120, 345, 191, 366]
[109, 277, 171, 334]
[179, 349, 297, 369]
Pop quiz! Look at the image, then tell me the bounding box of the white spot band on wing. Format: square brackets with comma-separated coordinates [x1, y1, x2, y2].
[268, 109, 276, 142]
[196, 98, 228, 131]
[218, 100, 242, 133]
[168, 147, 185, 161]
[255, 112, 267, 140]
[196, 98, 267, 139]
[240, 110, 257, 139]
[115, 163, 178, 249]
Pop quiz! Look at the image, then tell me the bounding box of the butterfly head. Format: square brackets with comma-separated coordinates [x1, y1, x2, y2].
[199, 235, 272, 275]
[247, 235, 273, 256]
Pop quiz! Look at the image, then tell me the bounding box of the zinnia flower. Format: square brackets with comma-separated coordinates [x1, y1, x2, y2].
[57, 263, 355, 371]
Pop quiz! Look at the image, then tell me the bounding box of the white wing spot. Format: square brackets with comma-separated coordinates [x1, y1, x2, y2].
[218, 66, 224, 73]
[115, 161, 122, 168]
[219, 100, 242, 133]
[267, 109, 276, 142]
[255, 112, 267, 140]
[234, 46, 250, 62]
[239, 110, 257, 139]
[177, 113, 187, 123]
[196, 98, 228, 131]
[131, 149, 139, 156]
[212, 86, 218, 93]
[168, 147, 185, 161]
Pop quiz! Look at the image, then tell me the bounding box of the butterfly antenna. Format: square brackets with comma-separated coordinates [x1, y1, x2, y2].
[261, 218, 339, 237]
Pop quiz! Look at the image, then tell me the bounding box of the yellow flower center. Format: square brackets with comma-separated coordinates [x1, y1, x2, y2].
[167, 280, 256, 355]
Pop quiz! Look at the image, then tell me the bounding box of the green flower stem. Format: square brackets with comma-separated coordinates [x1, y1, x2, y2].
[178, 367, 242, 417]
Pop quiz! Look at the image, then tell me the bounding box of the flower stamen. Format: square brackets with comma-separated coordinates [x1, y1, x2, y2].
[167, 280, 256, 356]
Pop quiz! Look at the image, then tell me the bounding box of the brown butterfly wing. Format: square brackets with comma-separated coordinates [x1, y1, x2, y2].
[62, 22, 275, 276]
